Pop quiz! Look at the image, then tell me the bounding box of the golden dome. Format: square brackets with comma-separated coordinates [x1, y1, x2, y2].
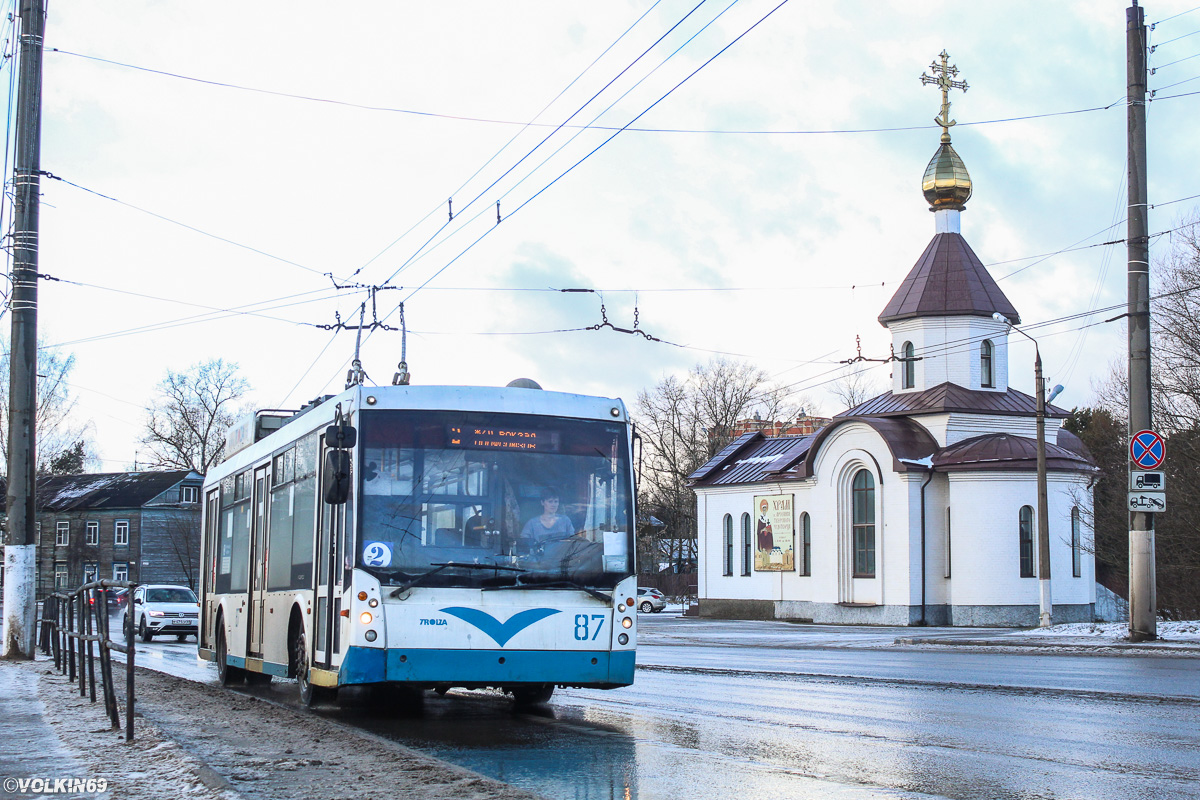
[922, 136, 972, 210]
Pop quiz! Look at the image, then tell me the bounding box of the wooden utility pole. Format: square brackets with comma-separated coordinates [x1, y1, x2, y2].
[1126, 0, 1155, 642]
[2, 0, 45, 659]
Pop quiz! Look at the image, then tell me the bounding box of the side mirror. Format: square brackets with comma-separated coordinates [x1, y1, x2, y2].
[325, 424, 357, 449]
[323, 449, 352, 505]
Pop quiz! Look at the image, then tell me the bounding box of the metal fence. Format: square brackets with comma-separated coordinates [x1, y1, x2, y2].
[39, 580, 138, 741]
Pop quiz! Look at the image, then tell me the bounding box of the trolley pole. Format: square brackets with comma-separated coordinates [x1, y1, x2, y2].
[1126, 0, 1155, 642]
[2, 0, 45, 659]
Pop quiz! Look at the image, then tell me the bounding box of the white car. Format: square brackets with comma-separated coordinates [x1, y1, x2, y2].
[636, 587, 666, 613]
[124, 585, 200, 642]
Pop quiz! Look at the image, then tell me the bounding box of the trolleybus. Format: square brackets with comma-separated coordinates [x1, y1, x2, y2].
[198, 382, 637, 705]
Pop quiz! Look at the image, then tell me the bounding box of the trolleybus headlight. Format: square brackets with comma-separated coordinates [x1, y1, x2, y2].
[621, 617, 632, 629]
[617, 604, 626, 613]
[618, 633, 629, 645]
[359, 611, 373, 625]
[365, 630, 377, 642]
[368, 598, 379, 608]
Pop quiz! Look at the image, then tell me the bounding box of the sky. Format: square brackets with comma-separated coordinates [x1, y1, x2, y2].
[8, 0, 1199, 471]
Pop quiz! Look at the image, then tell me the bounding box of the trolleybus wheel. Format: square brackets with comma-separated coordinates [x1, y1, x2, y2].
[511, 684, 554, 706]
[139, 618, 154, 642]
[216, 623, 244, 685]
[294, 628, 331, 706]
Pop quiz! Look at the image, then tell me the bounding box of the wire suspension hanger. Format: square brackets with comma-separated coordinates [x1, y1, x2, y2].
[839, 335, 922, 365]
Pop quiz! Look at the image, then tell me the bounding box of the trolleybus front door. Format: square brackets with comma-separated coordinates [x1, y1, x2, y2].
[248, 464, 270, 658]
[314, 446, 345, 670]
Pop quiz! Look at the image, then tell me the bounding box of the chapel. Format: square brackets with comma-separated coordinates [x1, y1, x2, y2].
[689, 55, 1098, 626]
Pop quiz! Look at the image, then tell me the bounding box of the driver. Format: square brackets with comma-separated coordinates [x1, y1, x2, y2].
[521, 488, 575, 543]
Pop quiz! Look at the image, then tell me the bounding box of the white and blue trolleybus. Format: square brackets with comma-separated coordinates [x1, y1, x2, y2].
[198, 382, 638, 705]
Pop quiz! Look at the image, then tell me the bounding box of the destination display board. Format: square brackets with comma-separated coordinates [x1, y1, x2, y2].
[446, 424, 561, 453]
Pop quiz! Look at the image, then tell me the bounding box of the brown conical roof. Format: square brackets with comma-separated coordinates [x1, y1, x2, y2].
[878, 232, 1020, 326]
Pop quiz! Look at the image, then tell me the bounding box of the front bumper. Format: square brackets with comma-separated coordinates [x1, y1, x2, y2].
[339, 646, 636, 688]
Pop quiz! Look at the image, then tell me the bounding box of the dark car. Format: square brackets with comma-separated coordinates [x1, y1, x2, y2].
[106, 588, 129, 611]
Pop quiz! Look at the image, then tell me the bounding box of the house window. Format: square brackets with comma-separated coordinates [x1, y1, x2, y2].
[852, 469, 876, 577]
[981, 339, 995, 388]
[115, 520, 130, 547]
[112, 562, 129, 582]
[944, 507, 952, 578]
[1019, 505, 1035, 578]
[86, 521, 99, 545]
[82, 563, 98, 585]
[722, 514, 733, 576]
[799, 512, 811, 576]
[181, 485, 199, 503]
[1071, 507, 1082, 578]
[56, 521, 69, 546]
[54, 563, 69, 589]
[901, 342, 915, 389]
[741, 513, 752, 576]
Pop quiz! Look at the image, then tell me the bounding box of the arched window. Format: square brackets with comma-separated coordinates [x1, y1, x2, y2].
[1019, 505, 1035, 578]
[799, 512, 811, 576]
[901, 342, 915, 389]
[944, 506, 952, 578]
[981, 339, 994, 388]
[1071, 507, 1082, 578]
[722, 514, 733, 576]
[852, 470, 876, 577]
[741, 512, 753, 576]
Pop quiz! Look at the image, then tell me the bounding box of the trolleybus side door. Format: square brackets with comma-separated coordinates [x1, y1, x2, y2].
[201, 488, 220, 650]
[247, 464, 270, 658]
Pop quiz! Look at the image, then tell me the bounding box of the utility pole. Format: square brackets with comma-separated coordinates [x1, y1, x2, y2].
[1126, 0, 1155, 642]
[2, 0, 45, 659]
[1034, 350, 1052, 628]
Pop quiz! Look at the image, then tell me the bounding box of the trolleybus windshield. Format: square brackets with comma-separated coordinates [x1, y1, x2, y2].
[358, 410, 633, 589]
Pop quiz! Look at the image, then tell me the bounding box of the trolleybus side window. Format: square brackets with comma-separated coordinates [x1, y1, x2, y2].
[266, 433, 319, 591]
[218, 470, 253, 594]
[294, 433, 319, 588]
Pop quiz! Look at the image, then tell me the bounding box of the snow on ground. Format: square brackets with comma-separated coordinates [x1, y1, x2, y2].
[29, 659, 239, 800]
[1018, 620, 1200, 643]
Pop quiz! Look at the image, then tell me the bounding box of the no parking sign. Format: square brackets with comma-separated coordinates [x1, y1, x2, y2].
[1130, 430, 1166, 470]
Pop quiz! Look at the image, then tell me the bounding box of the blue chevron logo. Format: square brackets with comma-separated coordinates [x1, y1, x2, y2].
[439, 607, 561, 647]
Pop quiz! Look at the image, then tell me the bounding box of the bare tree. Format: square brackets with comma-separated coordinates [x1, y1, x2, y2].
[829, 365, 886, 413]
[142, 359, 249, 474]
[635, 358, 798, 574]
[160, 510, 201, 590]
[0, 340, 97, 477]
[1086, 214, 1200, 617]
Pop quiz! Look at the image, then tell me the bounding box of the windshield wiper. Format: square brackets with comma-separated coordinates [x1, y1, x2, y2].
[389, 561, 525, 598]
[484, 579, 611, 604]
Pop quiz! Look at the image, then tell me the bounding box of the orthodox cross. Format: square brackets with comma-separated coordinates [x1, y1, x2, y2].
[920, 50, 968, 138]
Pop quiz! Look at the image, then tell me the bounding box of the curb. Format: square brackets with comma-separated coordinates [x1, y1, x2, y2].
[894, 636, 1200, 654]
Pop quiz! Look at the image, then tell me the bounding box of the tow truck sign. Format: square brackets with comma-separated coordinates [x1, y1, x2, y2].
[1128, 492, 1166, 512]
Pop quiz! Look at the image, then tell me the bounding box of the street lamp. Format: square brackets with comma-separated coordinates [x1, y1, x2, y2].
[994, 313, 1063, 628]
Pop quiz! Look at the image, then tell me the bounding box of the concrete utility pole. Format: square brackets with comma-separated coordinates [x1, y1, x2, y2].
[2, 0, 45, 659]
[1034, 350, 1052, 628]
[1126, 0, 1156, 642]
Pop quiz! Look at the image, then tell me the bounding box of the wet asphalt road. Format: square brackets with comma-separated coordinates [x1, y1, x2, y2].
[127, 613, 1200, 800]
